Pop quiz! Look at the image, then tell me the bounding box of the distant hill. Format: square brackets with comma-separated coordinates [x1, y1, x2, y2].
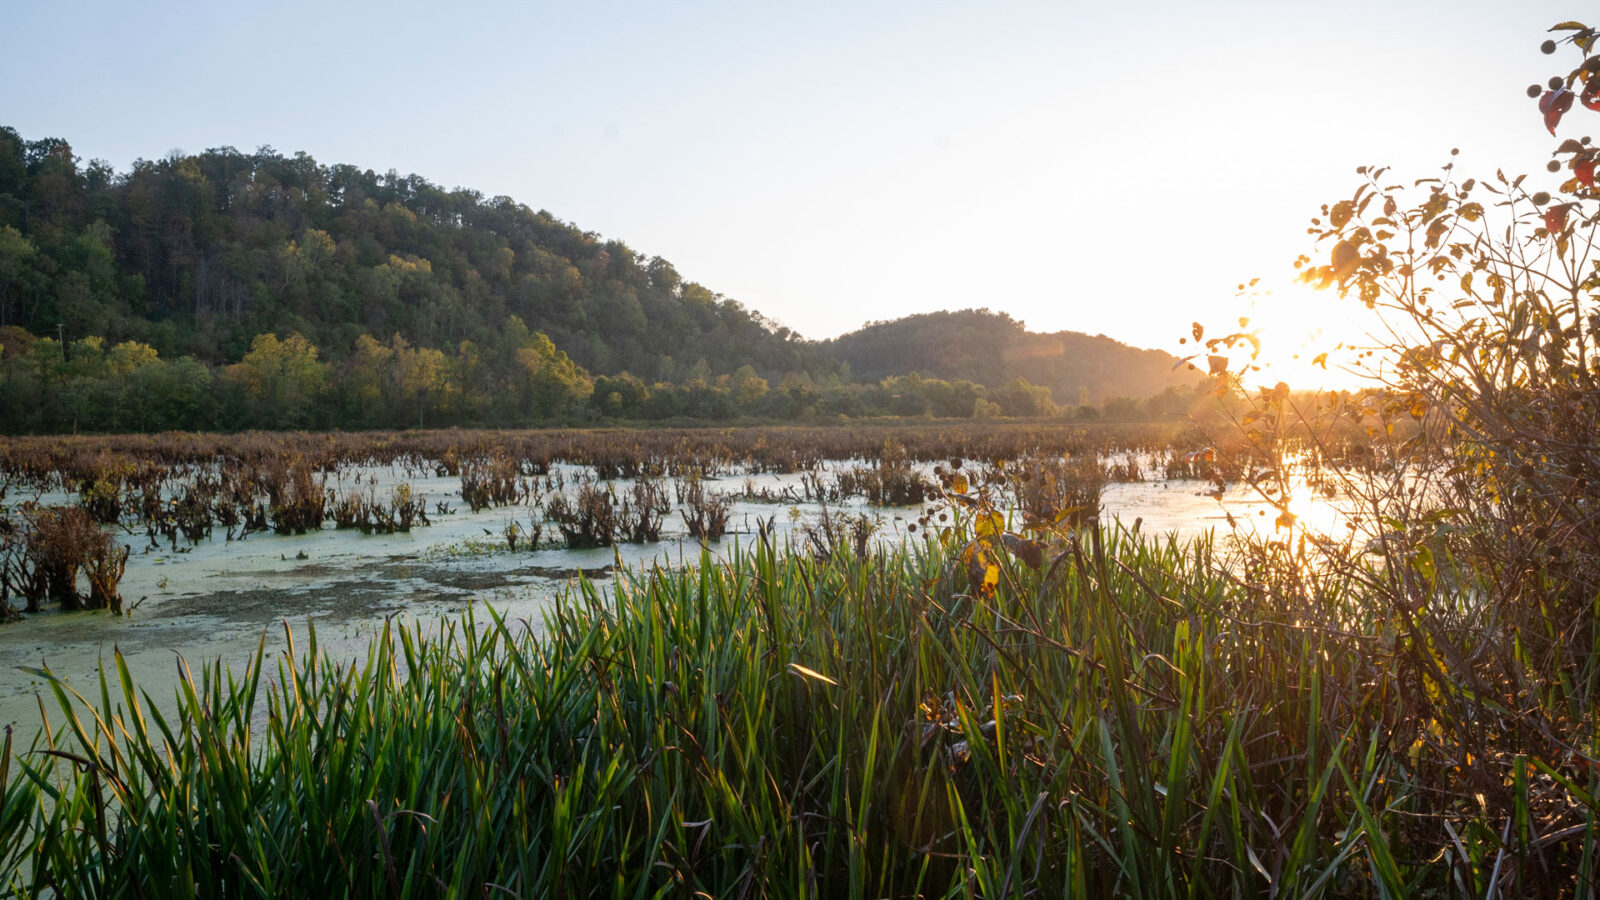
[823, 309, 1196, 405]
[0, 125, 815, 382]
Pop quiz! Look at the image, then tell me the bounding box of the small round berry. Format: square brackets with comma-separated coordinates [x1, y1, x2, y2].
[1550, 160, 1564, 172]
[1551, 76, 1566, 90]
[1543, 39, 1559, 54]
[1529, 84, 1545, 98]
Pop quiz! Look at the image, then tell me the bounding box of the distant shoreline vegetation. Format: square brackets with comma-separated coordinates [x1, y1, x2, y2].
[0, 125, 1197, 433]
[0, 322, 1205, 433]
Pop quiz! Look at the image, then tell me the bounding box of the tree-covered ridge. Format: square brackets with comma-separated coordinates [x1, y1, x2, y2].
[0, 125, 811, 379]
[824, 308, 1197, 406]
[0, 125, 1200, 432]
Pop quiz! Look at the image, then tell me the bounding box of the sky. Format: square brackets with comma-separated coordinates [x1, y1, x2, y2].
[3, 0, 1586, 384]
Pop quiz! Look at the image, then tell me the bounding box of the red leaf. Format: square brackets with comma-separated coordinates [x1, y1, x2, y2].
[1584, 77, 1600, 111]
[1541, 89, 1576, 134]
[1579, 158, 1596, 188]
[1545, 203, 1573, 234]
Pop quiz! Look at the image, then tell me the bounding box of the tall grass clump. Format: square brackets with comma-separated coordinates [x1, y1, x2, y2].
[331, 483, 430, 534]
[544, 482, 620, 548]
[262, 454, 326, 535]
[1, 506, 130, 615]
[1005, 453, 1106, 529]
[543, 479, 668, 548]
[679, 474, 733, 539]
[6, 499, 1597, 896]
[848, 439, 930, 506]
[459, 452, 525, 512]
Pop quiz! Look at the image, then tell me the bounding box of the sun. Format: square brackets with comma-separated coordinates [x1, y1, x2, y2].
[1228, 280, 1379, 392]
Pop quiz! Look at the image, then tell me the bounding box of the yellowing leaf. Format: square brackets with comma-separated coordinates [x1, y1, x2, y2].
[974, 510, 1005, 539]
[961, 541, 1002, 595]
[1421, 641, 1448, 705]
[788, 662, 837, 686]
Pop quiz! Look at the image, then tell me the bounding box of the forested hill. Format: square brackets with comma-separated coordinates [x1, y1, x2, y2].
[0, 125, 1198, 431]
[0, 126, 813, 380]
[822, 309, 1194, 405]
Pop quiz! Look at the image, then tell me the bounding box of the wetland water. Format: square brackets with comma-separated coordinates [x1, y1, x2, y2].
[0, 460, 1353, 741]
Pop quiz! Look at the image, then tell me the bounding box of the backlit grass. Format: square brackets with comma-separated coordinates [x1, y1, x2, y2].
[2, 516, 1595, 897]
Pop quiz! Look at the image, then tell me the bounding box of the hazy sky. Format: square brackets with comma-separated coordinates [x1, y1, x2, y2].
[3, 0, 1583, 379]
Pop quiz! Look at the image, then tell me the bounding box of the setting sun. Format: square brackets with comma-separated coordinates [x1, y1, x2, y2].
[1203, 279, 1383, 392]
[1265, 282, 1383, 387]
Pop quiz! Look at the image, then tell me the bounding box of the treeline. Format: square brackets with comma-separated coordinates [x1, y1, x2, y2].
[0, 323, 1202, 432]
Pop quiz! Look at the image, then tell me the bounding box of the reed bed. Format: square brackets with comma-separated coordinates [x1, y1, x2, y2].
[0, 423, 1202, 491]
[0, 423, 1209, 590]
[3, 511, 1592, 897]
